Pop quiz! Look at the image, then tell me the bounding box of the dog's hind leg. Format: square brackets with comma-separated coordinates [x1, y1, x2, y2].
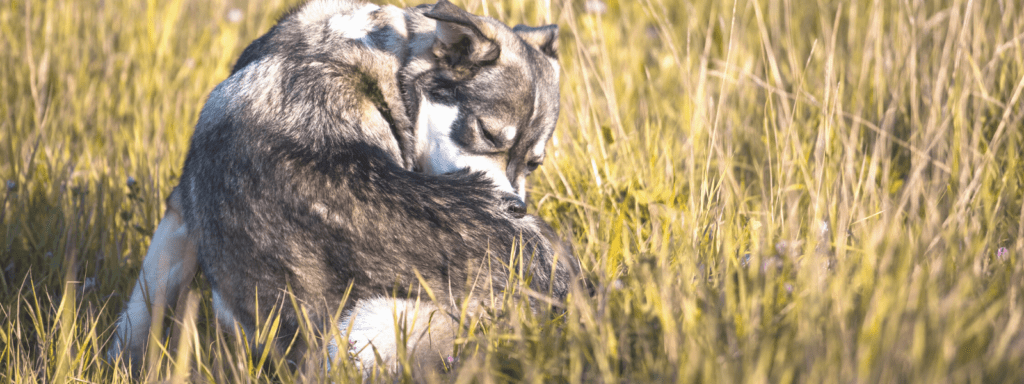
[107, 187, 198, 366]
[332, 297, 459, 376]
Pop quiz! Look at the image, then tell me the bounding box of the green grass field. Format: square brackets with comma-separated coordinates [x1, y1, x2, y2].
[3, 0, 1023, 382]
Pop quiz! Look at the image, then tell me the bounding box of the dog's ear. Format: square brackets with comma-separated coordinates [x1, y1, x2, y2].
[513, 24, 558, 59]
[425, 0, 500, 67]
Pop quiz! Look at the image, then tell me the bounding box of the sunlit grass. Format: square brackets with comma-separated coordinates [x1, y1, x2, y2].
[2, 0, 1023, 382]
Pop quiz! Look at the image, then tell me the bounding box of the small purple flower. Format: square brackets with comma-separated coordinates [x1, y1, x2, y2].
[997, 247, 1009, 261]
[761, 256, 783, 273]
[5, 180, 14, 191]
[775, 241, 788, 256]
[126, 176, 136, 187]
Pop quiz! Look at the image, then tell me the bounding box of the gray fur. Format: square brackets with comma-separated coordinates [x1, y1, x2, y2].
[108, 0, 580, 375]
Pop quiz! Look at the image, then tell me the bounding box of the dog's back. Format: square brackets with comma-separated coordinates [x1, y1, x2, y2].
[110, 0, 579, 374]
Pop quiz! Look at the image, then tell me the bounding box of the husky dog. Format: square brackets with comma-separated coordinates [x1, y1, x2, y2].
[108, 0, 579, 374]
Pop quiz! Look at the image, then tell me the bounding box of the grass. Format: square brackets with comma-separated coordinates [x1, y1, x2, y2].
[2, 0, 1023, 382]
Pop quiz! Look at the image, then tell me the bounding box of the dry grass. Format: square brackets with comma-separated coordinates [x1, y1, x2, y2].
[2, 0, 1023, 382]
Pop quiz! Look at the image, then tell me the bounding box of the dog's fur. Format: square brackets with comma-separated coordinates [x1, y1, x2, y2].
[108, 0, 579, 374]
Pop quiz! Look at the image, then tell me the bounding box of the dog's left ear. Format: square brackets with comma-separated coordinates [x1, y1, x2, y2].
[513, 24, 559, 59]
[426, 0, 500, 67]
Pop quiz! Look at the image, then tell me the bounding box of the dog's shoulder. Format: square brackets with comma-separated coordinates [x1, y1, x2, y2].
[231, 0, 422, 74]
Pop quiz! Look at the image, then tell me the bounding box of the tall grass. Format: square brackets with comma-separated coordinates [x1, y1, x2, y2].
[2, 0, 1023, 382]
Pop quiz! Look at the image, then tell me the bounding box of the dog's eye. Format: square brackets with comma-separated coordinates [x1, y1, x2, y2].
[525, 161, 542, 174]
[477, 118, 499, 147]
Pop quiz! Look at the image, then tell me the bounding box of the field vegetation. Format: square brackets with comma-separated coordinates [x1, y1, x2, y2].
[2, 0, 1023, 382]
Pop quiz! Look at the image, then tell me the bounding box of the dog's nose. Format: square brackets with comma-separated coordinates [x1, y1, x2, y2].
[501, 194, 527, 218]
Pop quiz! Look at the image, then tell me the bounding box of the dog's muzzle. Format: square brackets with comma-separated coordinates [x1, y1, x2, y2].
[501, 193, 527, 218]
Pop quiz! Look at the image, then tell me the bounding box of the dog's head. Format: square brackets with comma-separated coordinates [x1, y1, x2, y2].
[408, 0, 560, 215]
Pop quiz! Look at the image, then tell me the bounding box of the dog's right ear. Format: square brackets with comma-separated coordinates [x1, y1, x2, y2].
[513, 24, 558, 59]
[425, 0, 500, 71]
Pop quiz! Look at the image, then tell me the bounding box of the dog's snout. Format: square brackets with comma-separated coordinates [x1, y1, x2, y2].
[507, 200, 526, 214]
[501, 195, 527, 218]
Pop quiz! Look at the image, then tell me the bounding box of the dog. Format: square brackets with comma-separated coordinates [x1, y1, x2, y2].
[107, 0, 580, 375]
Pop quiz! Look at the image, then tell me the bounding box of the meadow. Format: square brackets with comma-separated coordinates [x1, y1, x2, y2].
[2, 0, 1023, 382]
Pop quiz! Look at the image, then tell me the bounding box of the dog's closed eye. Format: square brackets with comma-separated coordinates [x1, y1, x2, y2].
[477, 117, 500, 148]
